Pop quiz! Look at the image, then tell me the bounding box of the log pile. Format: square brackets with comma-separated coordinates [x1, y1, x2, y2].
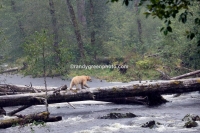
[0, 70, 200, 129]
[0, 77, 199, 108]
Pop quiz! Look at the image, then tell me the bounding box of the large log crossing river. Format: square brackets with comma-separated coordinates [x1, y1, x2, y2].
[0, 74, 200, 133]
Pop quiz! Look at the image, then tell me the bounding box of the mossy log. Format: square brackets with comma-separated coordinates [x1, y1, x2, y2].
[0, 112, 62, 129]
[0, 78, 199, 107]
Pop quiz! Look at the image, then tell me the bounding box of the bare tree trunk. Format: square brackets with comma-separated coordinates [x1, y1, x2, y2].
[42, 41, 49, 113]
[10, 0, 25, 38]
[48, 0, 60, 63]
[66, 0, 85, 60]
[76, 0, 87, 29]
[134, 0, 143, 44]
[89, 0, 96, 60]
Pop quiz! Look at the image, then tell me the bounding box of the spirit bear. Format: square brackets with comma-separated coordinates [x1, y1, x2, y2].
[69, 75, 92, 90]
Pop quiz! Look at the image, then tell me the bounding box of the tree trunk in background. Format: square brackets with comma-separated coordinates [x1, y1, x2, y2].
[66, 0, 85, 60]
[10, 0, 25, 38]
[89, 0, 96, 60]
[49, 0, 60, 64]
[134, 0, 143, 44]
[76, 0, 87, 29]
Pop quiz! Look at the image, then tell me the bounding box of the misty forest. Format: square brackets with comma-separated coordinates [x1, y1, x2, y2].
[0, 0, 199, 81]
[0, 0, 200, 132]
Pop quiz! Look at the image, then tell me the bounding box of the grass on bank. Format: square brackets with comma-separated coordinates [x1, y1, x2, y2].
[66, 67, 160, 82]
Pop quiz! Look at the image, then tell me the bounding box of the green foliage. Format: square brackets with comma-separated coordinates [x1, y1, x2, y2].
[23, 30, 70, 77]
[23, 30, 52, 76]
[30, 120, 45, 126]
[110, 0, 200, 45]
[143, 0, 200, 44]
[0, 28, 11, 66]
[136, 59, 155, 69]
[0, 0, 200, 81]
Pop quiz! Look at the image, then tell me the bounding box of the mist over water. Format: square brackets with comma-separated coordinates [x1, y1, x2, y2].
[0, 74, 200, 133]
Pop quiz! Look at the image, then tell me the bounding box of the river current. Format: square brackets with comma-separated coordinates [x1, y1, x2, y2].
[0, 74, 200, 133]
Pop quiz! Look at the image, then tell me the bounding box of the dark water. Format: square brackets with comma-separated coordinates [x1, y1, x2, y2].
[0, 74, 200, 133]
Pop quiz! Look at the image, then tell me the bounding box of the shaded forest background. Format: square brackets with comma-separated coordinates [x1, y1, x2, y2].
[0, 0, 200, 82]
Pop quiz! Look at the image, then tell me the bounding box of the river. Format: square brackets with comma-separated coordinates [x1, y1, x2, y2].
[0, 74, 200, 133]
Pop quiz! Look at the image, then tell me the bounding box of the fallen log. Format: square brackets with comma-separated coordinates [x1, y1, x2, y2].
[0, 84, 67, 95]
[0, 112, 62, 129]
[0, 63, 27, 74]
[171, 70, 200, 80]
[0, 78, 200, 107]
[0, 84, 36, 94]
[7, 105, 32, 116]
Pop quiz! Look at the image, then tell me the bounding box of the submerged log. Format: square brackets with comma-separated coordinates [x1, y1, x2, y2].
[0, 78, 199, 107]
[0, 112, 62, 129]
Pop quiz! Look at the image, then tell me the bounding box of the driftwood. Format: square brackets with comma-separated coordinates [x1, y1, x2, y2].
[156, 69, 200, 80]
[0, 63, 27, 74]
[171, 70, 200, 80]
[0, 78, 199, 107]
[0, 112, 62, 129]
[0, 84, 67, 95]
[7, 105, 32, 116]
[0, 84, 36, 94]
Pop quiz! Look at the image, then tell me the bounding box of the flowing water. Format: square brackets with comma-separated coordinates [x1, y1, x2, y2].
[0, 74, 200, 133]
